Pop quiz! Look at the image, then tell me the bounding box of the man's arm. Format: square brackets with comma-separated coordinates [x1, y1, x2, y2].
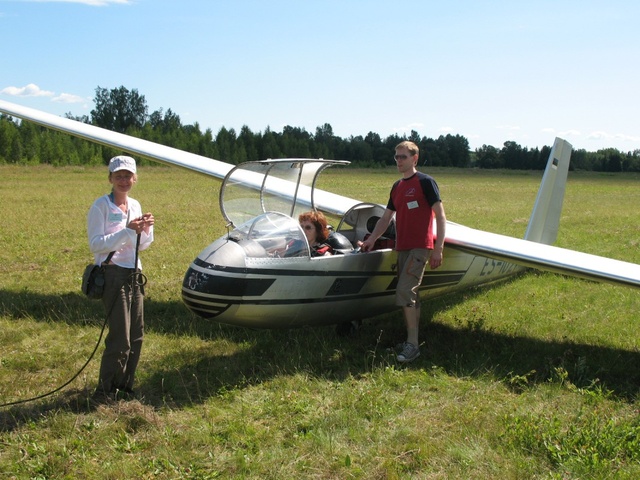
[359, 208, 395, 252]
[429, 201, 446, 269]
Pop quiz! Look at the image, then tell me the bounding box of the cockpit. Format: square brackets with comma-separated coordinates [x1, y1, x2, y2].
[218, 158, 395, 260]
[227, 211, 312, 258]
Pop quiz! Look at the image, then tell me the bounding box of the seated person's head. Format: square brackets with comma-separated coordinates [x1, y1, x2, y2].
[299, 211, 329, 244]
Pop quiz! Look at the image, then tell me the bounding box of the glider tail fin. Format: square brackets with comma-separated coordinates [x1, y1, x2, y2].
[524, 137, 573, 245]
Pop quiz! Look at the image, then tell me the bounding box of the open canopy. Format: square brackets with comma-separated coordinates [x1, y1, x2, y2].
[220, 158, 349, 227]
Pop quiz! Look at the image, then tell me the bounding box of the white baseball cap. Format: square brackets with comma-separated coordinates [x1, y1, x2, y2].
[108, 155, 137, 174]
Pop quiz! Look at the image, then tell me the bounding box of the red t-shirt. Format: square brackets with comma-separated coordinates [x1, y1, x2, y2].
[387, 172, 441, 250]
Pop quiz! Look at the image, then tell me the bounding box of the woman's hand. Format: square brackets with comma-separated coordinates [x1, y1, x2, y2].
[128, 213, 154, 234]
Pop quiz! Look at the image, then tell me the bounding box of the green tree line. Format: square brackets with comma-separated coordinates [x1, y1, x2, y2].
[1, 86, 639, 171]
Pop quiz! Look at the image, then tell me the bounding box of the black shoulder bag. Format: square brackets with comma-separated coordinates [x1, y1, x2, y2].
[82, 251, 116, 299]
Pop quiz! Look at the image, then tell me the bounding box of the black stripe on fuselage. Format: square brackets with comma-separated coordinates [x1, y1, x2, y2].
[181, 296, 231, 318]
[182, 263, 467, 307]
[386, 271, 466, 291]
[192, 257, 397, 277]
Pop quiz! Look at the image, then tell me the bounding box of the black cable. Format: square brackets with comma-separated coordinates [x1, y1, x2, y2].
[0, 234, 146, 408]
[0, 312, 109, 408]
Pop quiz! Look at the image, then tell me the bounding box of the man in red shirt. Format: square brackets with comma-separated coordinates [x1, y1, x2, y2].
[361, 141, 446, 362]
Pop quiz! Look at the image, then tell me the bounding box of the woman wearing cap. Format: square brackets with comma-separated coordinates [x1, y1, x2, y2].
[87, 155, 154, 402]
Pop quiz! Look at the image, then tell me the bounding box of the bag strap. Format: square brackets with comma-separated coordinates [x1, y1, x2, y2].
[99, 198, 130, 266]
[101, 251, 116, 266]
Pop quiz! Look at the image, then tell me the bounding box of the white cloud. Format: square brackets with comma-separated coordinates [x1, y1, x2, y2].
[18, 0, 131, 6]
[587, 131, 640, 143]
[1, 83, 54, 97]
[614, 133, 640, 143]
[1, 84, 88, 106]
[589, 130, 618, 141]
[558, 129, 581, 138]
[53, 92, 87, 104]
[392, 122, 425, 134]
[540, 128, 582, 142]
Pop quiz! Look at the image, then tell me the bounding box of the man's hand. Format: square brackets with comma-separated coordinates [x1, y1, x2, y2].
[429, 249, 443, 269]
[358, 238, 376, 252]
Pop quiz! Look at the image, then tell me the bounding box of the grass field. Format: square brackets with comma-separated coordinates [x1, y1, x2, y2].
[0, 164, 639, 479]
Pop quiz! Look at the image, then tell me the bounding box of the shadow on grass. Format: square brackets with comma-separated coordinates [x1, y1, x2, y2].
[1, 285, 638, 432]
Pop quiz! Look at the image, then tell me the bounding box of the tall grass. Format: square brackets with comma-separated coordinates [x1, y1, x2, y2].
[0, 165, 638, 479]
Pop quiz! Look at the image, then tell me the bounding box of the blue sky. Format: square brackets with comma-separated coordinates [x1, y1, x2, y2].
[1, 0, 638, 152]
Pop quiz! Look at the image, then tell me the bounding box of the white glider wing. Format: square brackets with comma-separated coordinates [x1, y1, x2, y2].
[446, 222, 640, 288]
[2, 99, 639, 289]
[0, 100, 233, 178]
[0, 100, 360, 215]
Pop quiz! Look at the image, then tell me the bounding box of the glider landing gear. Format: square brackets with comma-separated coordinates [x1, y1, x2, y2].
[335, 319, 362, 337]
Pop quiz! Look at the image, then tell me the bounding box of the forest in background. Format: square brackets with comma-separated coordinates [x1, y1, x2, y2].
[1, 86, 639, 172]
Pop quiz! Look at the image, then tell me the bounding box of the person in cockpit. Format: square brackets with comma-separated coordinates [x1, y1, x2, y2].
[286, 211, 334, 257]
